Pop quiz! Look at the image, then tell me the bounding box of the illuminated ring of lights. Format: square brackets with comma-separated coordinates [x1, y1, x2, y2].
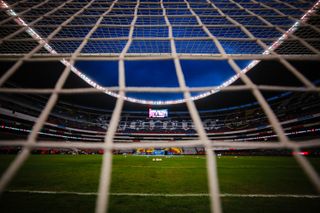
[1, 0, 319, 105]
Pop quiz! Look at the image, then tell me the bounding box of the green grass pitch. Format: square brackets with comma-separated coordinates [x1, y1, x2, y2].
[0, 154, 319, 213]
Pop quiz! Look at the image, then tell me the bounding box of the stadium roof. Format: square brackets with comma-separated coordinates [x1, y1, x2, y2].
[1, 59, 319, 111]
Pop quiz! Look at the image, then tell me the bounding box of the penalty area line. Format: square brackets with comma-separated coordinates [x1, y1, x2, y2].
[6, 190, 320, 199]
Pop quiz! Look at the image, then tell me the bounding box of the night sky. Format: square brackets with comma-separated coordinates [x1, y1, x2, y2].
[75, 59, 251, 102]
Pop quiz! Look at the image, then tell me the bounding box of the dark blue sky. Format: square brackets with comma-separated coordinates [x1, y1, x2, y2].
[75, 60, 251, 102]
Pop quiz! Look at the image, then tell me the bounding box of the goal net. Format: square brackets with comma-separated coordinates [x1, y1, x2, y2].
[0, 0, 320, 213]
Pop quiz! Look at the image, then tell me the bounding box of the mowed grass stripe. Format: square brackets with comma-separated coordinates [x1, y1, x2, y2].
[0, 155, 319, 194]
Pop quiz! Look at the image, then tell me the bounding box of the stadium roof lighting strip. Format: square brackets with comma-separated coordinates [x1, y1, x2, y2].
[1, 0, 319, 105]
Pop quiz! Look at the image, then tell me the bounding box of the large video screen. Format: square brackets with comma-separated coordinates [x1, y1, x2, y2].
[149, 109, 168, 118]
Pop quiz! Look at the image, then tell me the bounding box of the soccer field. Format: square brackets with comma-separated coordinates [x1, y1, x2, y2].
[0, 155, 319, 213]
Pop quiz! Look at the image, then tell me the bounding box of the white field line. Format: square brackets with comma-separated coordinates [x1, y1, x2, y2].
[114, 166, 206, 169]
[6, 190, 320, 199]
[114, 165, 299, 169]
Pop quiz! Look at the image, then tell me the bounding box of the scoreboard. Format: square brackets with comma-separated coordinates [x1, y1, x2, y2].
[149, 109, 168, 118]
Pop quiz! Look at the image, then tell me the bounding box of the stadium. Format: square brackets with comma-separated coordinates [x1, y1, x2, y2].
[0, 0, 320, 212]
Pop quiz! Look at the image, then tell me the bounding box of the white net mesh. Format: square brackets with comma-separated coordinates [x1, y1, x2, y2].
[0, 0, 320, 213]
